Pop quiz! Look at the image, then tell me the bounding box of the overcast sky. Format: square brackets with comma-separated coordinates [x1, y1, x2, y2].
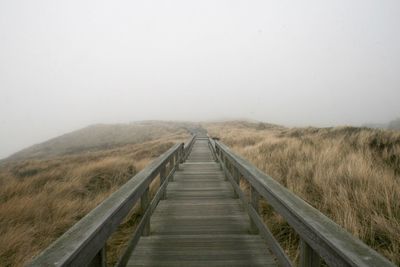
[1, 0, 400, 158]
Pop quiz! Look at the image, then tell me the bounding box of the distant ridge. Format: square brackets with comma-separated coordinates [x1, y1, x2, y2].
[388, 118, 400, 130]
[5, 121, 194, 161]
[363, 118, 400, 130]
[5, 118, 398, 162]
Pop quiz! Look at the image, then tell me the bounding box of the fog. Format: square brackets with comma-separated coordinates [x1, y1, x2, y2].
[1, 0, 400, 158]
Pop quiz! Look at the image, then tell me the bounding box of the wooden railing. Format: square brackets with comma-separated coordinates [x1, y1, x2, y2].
[28, 135, 196, 267]
[210, 138, 395, 267]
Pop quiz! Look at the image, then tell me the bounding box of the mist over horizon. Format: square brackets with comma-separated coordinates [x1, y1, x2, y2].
[1, 0, 400, 159]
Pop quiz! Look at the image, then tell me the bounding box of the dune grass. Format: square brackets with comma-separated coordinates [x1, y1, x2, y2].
[0, 126, 189, 267]
[2, 120, 399, 266]
[205, 121, 400, 265]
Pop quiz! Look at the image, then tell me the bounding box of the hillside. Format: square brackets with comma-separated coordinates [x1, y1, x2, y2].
[204, 121, 400, 265]
[0, 121, 192, 266]
[363, 117, 400, 130]
[4, 121, 198, 161]
[1, 120, 399, 266]
[388, 118, 400, 130]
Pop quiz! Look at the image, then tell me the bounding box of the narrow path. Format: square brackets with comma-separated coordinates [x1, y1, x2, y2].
[127, 137, 277, 266]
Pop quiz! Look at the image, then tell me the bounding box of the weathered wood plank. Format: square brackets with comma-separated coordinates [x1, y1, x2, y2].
[127, 260, 276, 267]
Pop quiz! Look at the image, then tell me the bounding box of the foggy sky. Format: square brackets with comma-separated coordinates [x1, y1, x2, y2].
[1, 0, 400, 159]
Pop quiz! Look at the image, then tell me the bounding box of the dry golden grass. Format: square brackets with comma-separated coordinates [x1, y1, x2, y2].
[2, 120, 399, 266]
[205, 121, 400, 265]
[0, 124, 189, 267]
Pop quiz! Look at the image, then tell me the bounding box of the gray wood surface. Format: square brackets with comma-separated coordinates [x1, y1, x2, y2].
[127, 139, 277, 267]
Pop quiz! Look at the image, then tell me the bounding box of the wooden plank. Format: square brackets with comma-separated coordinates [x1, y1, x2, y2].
[127, 259, 276, 267]
[129, 253, 274, 261]
[158, 199, 243, 206]
[152, 206, 244, 217]
[134, 233, 272, 241]
[129, 235, 275, 266]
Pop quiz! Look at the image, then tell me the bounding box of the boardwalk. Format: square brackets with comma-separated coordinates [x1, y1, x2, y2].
[29, 134, 396, 267]
[127, 137, 277, 266]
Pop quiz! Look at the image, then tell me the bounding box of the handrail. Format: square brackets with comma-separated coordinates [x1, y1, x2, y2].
[213, 139, 395, 267]
[28, 140, 187, 267]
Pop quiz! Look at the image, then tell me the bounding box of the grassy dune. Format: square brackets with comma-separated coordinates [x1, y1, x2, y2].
[0, 122, 190, 267]
[6, 121, 195, 161]
[205, 121, 400, 265]
[1, 120, 399, 266]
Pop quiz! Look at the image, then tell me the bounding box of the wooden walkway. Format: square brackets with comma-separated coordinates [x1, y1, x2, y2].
[29, 134, 396, 267]
[127, 137, 277, 266]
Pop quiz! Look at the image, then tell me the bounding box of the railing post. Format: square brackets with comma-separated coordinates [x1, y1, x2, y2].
[300, 239, 320, 267]
[226, 161, 233, 182]
[216, 146, 222, 170]
[221, 154, 228, 181]
[232, 167, 239, 199]
[175, 150, 180, 170]
[160, 165, 167, 200]
[182, 144, 185, 163]
[249, 186, 260, 234]
[169, 155, 175, 182]
[141, 187, 150, 236]
[89, 247, 107, 267]
[180, 144, 184, 163]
